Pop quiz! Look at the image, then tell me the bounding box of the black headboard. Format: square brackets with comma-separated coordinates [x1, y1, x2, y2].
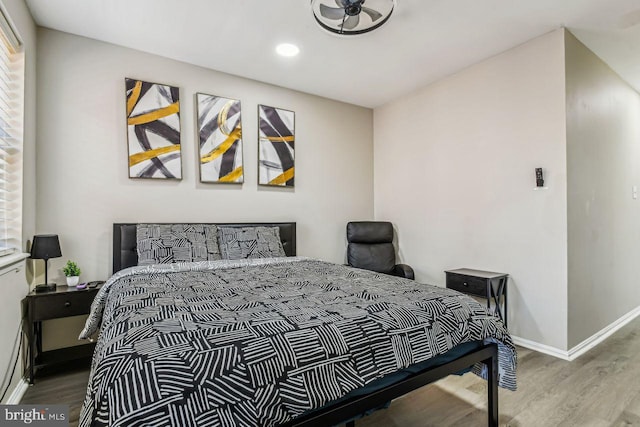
[113, 222, 297, 274]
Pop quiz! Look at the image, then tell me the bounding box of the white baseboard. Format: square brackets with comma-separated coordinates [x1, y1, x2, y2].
[567, 305, 640, 361]
[511, 335, 570, 360]
[5, 378, 28, 404]
[512, 305, 640, 362]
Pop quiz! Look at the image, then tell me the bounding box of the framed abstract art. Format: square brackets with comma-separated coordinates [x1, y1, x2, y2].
[196, 93, 244, 183]
[258, 105, 295, 187]
[126, 78, 182, 179]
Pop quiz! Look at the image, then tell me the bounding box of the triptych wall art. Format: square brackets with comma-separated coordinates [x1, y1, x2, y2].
[125, 78, 294, 187]
[196, 93, 244, 184]
[126, 78, 182, 179]
[258, 105, 295, 187]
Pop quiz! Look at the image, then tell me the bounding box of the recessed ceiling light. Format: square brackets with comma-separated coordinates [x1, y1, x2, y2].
[276, 43, 300, 57]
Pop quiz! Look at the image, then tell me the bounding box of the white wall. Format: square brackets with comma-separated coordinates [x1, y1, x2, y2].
[36, 28, 374, 283]
[0, 0, 36, 401]
[35, 28, 373, 350]
[373, 30, 569, 350]
[565, 32, 640, 348]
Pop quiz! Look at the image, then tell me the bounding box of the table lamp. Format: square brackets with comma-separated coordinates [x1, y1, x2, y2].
[30, 234, 62, 292]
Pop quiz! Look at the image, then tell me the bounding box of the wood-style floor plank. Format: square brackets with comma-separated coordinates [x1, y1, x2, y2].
[20, 316, 640, 427]
[20, 367, 89, 427]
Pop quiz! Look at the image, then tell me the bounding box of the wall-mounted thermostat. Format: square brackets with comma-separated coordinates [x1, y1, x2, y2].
[535, 168, 544, 187]
[534, 168, 548, 190]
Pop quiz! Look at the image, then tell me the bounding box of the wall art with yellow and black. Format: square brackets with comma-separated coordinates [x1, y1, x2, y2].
[196, 93, 244, 184]
[126, 78, 182, 179]
[258, 105, 295, 187]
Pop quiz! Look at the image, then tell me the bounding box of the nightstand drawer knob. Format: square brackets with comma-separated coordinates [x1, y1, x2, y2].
[65, 302, 71, 307]
[463, 282, 468, 287]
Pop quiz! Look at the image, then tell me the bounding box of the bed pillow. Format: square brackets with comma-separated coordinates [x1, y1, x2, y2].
[217, 226, 286, 260]
[136, 224, 221, 266]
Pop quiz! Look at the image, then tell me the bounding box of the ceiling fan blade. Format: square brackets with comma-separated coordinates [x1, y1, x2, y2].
[361, 6, 383, 22]
[342, 14, 360, 30]
[334, 0, 348, 7]
[320, 3, 346, 20]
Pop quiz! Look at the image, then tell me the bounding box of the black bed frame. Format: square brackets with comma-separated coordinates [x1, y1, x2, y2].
[113, 222, 297, 273]
[288, 343, 498, 427]
[112, 222, 499, 427]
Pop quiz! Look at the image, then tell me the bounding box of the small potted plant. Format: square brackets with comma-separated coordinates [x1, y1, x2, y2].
[62, 260, 81, 287]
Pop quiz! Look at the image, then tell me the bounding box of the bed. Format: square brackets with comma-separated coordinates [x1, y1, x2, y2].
[78, 222, 516, 427]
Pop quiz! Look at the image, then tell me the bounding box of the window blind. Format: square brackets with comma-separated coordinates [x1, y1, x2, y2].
[0, 8, 23, 256]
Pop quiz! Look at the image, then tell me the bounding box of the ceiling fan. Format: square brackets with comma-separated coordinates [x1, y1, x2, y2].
[311, 0, 396, 35]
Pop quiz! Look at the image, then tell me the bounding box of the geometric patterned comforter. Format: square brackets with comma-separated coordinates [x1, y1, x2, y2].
[78, 257, 516, 427]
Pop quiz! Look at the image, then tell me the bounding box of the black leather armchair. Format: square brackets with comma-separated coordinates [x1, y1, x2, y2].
[346, 221, 415, 280]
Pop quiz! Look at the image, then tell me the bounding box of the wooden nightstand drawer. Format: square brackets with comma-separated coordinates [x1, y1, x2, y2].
[31, 290, 96, 321]
[445, 268, 508, 328]
[23, 283, 103, 384]
[446, 273, 487, 297]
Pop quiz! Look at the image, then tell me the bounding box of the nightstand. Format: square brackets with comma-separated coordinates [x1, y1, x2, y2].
[21, 284, 102, 384]
[445, 268, 508, 327]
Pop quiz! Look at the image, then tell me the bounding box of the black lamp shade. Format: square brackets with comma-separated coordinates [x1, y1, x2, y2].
[30, 235, 62, 260]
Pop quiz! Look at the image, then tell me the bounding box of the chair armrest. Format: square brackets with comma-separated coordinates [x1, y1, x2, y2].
[392, 264, 415, 280]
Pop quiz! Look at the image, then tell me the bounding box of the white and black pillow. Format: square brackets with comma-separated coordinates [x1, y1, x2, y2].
[217, 226, 286, 260]
[136, 224, 222, 266]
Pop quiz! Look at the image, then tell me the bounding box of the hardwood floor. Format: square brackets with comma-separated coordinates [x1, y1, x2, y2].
[20, 367, 89, 427]
[20, 316, 640, 426]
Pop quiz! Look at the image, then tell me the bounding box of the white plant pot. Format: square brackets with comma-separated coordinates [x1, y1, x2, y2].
[67, 276, 80, 287]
